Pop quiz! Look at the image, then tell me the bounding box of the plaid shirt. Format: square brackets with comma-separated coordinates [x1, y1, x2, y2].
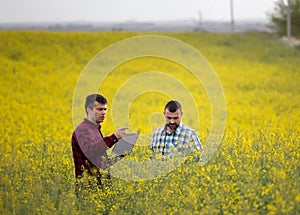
[71, 118, 118, 177]
[150, 122, 203, 156]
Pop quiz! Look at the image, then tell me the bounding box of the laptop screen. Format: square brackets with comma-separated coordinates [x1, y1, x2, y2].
[112, 133, 139, 156]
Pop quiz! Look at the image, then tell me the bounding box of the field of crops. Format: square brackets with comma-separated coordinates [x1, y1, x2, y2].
[0, 31, 299, 214]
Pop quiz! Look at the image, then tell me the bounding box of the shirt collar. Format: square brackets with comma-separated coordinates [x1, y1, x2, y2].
[83, 118, 101, 130]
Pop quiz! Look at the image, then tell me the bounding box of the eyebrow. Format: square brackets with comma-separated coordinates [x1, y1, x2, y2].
[96, 107, 107, 111]
[166, 116, 179, 119]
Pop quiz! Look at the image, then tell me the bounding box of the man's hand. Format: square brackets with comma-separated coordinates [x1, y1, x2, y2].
[114, 126, 129, 139]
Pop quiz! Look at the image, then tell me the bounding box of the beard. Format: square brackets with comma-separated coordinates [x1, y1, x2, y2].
[167, 123, 178, 131]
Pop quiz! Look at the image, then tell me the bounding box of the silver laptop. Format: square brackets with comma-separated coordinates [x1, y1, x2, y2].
[111, 133, 139, 156]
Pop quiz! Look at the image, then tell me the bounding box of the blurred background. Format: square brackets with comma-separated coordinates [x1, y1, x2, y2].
[0, 0, 281, 32]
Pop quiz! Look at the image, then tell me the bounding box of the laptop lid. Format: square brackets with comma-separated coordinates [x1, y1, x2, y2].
[112, 133, 139, 156]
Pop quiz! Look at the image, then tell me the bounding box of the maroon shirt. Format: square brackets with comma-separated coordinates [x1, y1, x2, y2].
[71, 118, 118, 177]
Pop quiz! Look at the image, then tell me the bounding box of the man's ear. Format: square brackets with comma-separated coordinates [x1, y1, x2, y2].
[87, 107, 93, 115]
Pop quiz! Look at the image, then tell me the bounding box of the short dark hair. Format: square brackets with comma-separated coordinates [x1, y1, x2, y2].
[85, 94, 107, 114]
[164, 100, 182, 113]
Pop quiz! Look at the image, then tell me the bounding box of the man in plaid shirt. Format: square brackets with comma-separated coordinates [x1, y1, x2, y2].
[71, 94, 128, 190]
[150, 100, 203, 159]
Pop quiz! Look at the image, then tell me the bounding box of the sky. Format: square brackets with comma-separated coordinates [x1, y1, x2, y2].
[0, 0, 279, 23]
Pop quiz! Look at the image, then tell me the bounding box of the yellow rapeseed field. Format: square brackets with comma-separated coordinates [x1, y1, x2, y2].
[0, 31, 299, 214]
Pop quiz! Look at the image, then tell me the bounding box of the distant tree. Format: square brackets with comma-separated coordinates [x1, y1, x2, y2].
[268, 0, 300, 38]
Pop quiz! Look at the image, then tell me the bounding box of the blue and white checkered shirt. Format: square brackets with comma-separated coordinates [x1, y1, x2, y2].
[150, 122, 203, 156]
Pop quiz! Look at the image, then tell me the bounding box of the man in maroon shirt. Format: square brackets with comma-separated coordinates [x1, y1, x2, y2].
[71, 94, 128, 191]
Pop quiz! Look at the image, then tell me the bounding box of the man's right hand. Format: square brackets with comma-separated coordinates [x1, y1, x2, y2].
[114, 126, 129, 139]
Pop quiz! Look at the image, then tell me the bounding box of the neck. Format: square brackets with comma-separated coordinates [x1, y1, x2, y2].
[166, 127, 173, 133]
[166, 125, 177, 134]
[86, 116, 97, 125]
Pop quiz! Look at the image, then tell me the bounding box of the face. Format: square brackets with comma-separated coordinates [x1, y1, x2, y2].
[87, 101, 107, 124]
[164, 108, 182, 132]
